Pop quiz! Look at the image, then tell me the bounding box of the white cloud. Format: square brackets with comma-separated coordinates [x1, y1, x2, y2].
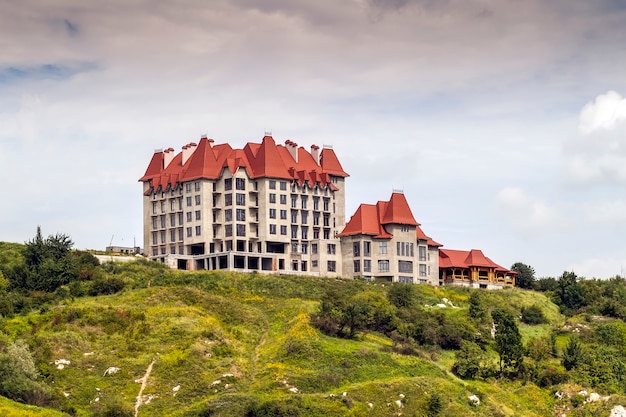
[578, 90, 626, 134]
[495, 187, 559, 235]
[566, 257, 626, 280]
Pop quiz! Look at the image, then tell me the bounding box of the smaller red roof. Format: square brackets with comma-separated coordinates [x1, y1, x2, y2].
[439, 248, 516, 274]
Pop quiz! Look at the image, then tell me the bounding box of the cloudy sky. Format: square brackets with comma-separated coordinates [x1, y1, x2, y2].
[2, 0, 626, 278]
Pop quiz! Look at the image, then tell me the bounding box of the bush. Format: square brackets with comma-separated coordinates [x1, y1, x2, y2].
[88, 277, 125, 296]
[245, 399, 301, 417]
[521, 305, 548, 325]
[0, 340, 52, 406]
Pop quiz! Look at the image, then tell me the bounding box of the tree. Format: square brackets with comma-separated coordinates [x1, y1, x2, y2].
[562, 336, 582, 371]
[511, 262, 536, 289]
[556, 271, 584, 313]
[468, 290, 486, 321]
[491, 309, 524, 377]
[387, 283, 416, 309]
[452, 340, 489, 379]
[521, 304, 548, 325]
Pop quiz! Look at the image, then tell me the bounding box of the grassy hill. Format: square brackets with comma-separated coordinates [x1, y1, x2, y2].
[1, 258, 626, 416]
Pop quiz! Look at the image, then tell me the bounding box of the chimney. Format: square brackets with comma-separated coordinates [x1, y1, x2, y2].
[182, 142, 198, 165]
[163, 147, 175, 168]
[311, 144, 320, 165]
[285, 140, 298, 163]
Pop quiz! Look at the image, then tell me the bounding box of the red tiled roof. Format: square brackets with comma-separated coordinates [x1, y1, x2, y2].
[381, 192, 418, 226]
[416, 225, 443, 247]
[139, 135, 349, 193]
[339, 192, 435, 241]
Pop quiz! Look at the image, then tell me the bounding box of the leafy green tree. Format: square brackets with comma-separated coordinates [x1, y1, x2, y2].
[562, 336, 582, 371]
[511, 262, 536, 289]
[556, 271, 584, 313]
[387, 283, 416, 309]
[18, 226, 79, 292]
[491, 308, 524, 377]
[535, 277, 558, 292]
[0, 340, 51, 405]
[452, 340, 489, 379]
[468, 290, 486, 321]
[427, 392, 443, 416]
[340, 291, 395, 337]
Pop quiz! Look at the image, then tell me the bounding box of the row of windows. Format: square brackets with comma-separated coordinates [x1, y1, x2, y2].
[268, 180, 288, 191]
[353, 260, 429, 275]
[151, 225, 202, 244]
[268, 225, 332, 240]
[352, 241, 428, 260]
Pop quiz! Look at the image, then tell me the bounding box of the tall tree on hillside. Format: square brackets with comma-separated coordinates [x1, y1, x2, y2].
[491, 308, 524, 377]
[556, 271, 584, 313]
[511, 262, 536, 289]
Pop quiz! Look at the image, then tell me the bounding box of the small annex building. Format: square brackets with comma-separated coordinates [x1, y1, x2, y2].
[439, 248, 516, 289]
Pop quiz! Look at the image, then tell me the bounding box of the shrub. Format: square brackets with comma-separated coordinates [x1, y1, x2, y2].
[521, 305, 548, 324]
[88, 277, 125, 296]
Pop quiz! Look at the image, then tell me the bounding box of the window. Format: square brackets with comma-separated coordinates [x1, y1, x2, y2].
[195, 226, 201, 236]
[301, 196, 307, 209]
[178, 212, 183, 225]
[236, 224, 246, 236]
[301, 211, 308, 224]
[186, 183, 192, 193]
[161, 201, 165, 213]
[280, 225, 287, 235]
[269, 208, 276, 219]
[151, 232, 157, 245]
[292, 242, 299, 253]
[269, 180, 276, 189]
[323, 214, 330, 227]
[170, 229, 176, 242]
[225, 224, 232, 237]
[236, 208, 246, 221]
[224, 178, 232, 191]
[186, 227, 192, 237]
[269, 224, 277, 234]
[313, 228, 320, 239]
[152, 217, 157, 229]
[419, 264, 427, 277]
[327, 261, 336, 272]
[195, 195, 201, 205]
[399, 276, 413, 284]
[225, 209, 232, 222]
[313, 212, 320, 225]
[379, 241, 388, 254]
[225, 194, 232, 206]
[178, 198, 183, 210]
[364, 259, 371, 272]
[179, 245, 184, 254]
[353, 242, 360, 256]
[378, 260, 390, 272]
[170, 214, 176, 226]
[178, 229, 183, 241]
[364, 241, 371, 256]
[327, 244, 336, 254]
[280, 181, 287, 190]
[291, 211, 298, 223]
[195, 210, 201, 221]
[401, 225, 410, 232]
[399, 260, 413, 273]
[301, 243, 308, 254]
[291, 196, 297, 208]
[291, 226, 298, 239]
[280, 209, 287, 219]
[301, 226, 308, 240]
[170, 200, 176, 211]
[312, 243, 318, 254]
[171, 246, 176, 254]
[323, 198, 330, 211]
[313, 197, 319, 210]
[312, 260, 318, 268]
[152, 202, 157, 214]
[236, 193, 245, 205]
[160, 216, 166, 228]
[186, 197, 192, 207]
[194, 181, 201, 191]
[269, 193, 276, 203]
[280, 194, 287, 204]
[323, 229, 330, 239]
[419, 246, 427, 261]
[353, 260, 360, 273]
[236, 178, 245, 190]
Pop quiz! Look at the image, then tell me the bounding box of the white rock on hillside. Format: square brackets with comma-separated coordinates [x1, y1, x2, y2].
[610, 405, 626, 417]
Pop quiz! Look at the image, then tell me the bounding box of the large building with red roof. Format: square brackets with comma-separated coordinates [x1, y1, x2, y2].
[139, 133, 516, 287]
[338, 192, 442, 285]
[139, 134, 348, 275]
